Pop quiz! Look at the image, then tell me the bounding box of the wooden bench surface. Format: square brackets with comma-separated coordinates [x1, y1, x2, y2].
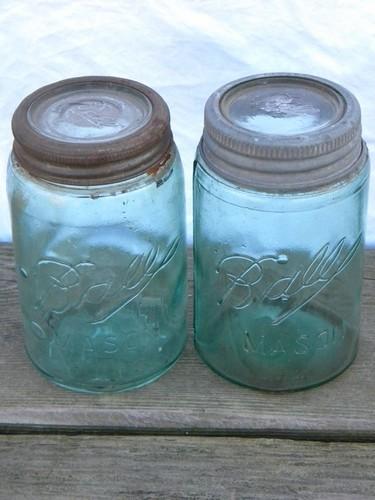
[1, 243, 375, 498]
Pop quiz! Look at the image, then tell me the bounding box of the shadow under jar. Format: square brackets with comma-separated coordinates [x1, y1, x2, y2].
[8, 76, 187, 393]
[194, 73, 370, 391]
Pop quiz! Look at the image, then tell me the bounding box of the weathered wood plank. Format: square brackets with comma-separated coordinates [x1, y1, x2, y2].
[0, 434, 374, 499]
[1, 244, 375, 439]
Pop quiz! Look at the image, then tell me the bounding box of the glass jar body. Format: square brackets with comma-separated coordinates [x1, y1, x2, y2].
[193, 153, 369, 391]
[7, 148, 187, 393]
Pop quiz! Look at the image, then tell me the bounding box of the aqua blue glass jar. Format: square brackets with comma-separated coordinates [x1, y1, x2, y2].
[194, 74, 369, 391]
[8, 76, 187, 393]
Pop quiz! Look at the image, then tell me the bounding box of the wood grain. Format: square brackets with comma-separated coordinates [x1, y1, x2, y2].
[1, 244, 375, 440]
[1, 434, 375, 499]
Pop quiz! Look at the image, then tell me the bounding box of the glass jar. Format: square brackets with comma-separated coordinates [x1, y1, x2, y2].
[194, 73, 369, 391]
[7, 76, 187, 393]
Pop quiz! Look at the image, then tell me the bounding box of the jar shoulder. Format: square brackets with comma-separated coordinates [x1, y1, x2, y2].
[7, 147, 185, 227]
[194, 152, 370, 213]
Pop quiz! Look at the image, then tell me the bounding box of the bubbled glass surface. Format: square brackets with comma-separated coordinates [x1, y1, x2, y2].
[28, 84, 152, 142]
[7, 150, 187, 393]
[193, 155, 369, 391]
[221, 79, 344, 136]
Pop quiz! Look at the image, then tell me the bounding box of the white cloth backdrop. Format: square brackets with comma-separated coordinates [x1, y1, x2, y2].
[0, 0, 374, 243]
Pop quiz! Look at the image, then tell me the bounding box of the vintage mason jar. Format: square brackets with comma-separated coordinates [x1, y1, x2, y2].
[194, 73, 369, 391]
[8, 76, 187, 393]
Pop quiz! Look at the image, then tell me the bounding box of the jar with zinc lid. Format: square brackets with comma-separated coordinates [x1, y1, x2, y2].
[194, 73, 369, 391]
[7, 76, 187, 393]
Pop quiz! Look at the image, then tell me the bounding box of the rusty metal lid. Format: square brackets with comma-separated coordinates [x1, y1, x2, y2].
[200, 73, 367, 192]
[12, 76, 173, 185]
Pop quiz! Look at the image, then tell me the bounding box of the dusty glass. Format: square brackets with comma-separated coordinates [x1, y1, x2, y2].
[194, 73, 369, 391]
[8, 77, 187, 393]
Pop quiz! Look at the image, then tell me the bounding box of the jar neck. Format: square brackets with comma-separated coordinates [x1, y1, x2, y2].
[198, 137, 368, 195]
[195, 149, 370, 212]
[10, 145, 177, 198]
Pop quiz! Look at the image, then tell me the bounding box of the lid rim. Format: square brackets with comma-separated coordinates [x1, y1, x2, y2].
[201, 73, 364, 191]
[12, 76, 172, 184]
[198, 139, 368, 193]
[12, 141, 174, 186]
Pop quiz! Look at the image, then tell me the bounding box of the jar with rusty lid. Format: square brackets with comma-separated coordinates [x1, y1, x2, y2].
[8, 76, 187, 393]
[194, 73, 369, 391]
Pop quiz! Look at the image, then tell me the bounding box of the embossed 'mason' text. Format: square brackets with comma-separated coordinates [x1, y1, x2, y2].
[243, 327, 345, 358]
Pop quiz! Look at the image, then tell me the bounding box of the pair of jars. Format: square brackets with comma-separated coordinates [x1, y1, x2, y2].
[7, 74, 369, 393]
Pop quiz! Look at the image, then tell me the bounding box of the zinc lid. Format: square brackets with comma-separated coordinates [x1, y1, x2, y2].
[12, 76, 172, 185]
[200, 73, 367, 192]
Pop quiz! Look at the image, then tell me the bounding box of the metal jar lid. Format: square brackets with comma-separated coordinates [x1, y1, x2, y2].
[199, 73, 367, 192]
[12, 76, 173, 185]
